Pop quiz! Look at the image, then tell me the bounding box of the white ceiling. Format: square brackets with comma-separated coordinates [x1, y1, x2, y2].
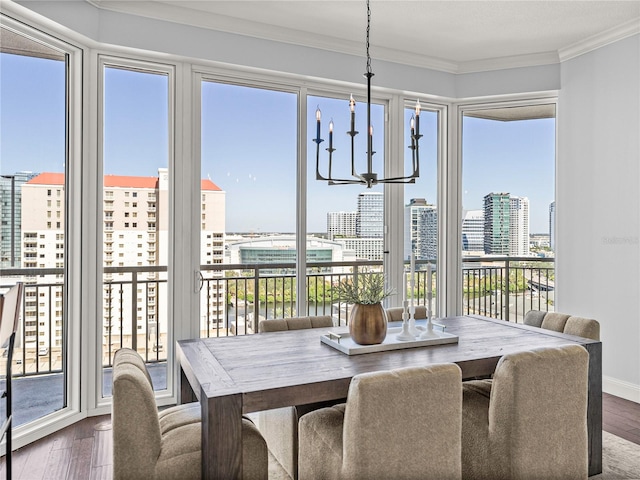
[89, 0, 640, 73]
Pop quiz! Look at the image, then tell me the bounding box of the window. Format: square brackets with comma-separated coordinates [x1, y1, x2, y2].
[0, 20, 72, 429]
[101, 59, 171, 398]
[200, 80, 297, 329]
[460, 102, 556, 322]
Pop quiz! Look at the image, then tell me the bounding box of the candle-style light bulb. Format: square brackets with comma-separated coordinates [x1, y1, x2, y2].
[316, 107, 321, 140]
[329, 119, 334, 149]
[415, 100, 421, 136]
[349, 95, 356, 133]
[410, 115, 415, 134]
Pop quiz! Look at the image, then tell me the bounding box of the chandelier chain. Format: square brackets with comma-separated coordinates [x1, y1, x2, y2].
[366, 0, 372, 74]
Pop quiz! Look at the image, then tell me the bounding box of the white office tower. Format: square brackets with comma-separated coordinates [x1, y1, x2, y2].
[326, 211, 357, 240]
[400, 199, 436, 261]
[549, 201, 555, 252]
[509, 196, 530, 256]
[462, 210, 484, 254]
[356, 192, 383, 238]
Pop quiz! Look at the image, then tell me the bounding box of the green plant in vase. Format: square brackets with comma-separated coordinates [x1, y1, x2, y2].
[333, 273, 395, 345]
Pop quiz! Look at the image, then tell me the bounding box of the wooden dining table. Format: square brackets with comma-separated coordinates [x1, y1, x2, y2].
[176, 314, 602, 479]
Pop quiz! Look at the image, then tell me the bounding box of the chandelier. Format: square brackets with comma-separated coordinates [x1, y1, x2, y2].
[314, 0, 421, 188]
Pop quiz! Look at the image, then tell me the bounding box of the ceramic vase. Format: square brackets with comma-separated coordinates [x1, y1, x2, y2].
[349, 302, 387, 345]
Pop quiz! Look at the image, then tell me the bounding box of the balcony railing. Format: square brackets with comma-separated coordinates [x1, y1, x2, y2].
[1, 256, 554, 377]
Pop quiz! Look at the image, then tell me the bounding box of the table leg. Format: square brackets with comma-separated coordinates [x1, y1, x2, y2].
[585, 341, 602, 476]
[201, 392, 243, 479]
[178, 366, 197, 404]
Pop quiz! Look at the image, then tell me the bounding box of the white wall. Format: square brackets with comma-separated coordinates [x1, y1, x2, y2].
[558, 34, 640, 402]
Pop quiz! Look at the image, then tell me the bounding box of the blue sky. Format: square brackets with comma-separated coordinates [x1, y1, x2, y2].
[1, 53, 555, 234]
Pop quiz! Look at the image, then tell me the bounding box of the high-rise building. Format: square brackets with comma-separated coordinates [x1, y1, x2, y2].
[509, 196, 530, 256]
[483, 192, 510, 255]
[417, 206, 437, 260]
[326, 192, 383, 261]
[20, 169, 225, 350]
[356, 192, 383, 238]
[402, 198, 437, 260]
[327, 211, 357, 239]
[461, 210, 484, 253]
[1, 171, 38, 269]
[549, 201, 556, 251]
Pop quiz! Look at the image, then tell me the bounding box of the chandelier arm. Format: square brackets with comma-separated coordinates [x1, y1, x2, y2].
[378, 176, 418, 183]
[350, 130, 358, 178]
[314, 137, 330, 181]
[329, 178, 371, 185]
[413, 133, 422, 177]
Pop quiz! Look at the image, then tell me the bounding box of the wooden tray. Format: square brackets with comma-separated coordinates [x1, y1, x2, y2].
[320, 326, 458, 355]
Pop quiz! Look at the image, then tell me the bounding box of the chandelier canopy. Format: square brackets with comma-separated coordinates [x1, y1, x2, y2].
[314, 0, 422, 188]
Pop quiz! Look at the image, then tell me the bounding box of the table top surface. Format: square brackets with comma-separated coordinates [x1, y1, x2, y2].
[177, 315, 599, 413]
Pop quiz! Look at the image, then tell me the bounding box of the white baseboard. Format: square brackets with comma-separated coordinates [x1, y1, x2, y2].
[603, 375, 640, 403]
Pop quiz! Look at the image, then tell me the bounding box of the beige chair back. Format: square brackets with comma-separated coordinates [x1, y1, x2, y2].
[341, 364, 462, 479]
[385, 305, 427, 322]
[523, 310, 546, 328]
[564, 316, 600, 341]
[258, 315, 333, 332]
[490, 344, 589, 479]
[540, 312, 571, 332]
[112, 348, 162, 480]
[523, 310, 600, 341]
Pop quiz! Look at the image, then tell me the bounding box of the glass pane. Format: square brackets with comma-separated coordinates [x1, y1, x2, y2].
[101, 66, 169, 395]
[201, 82, 297, 336]
[0, 27, 67, 426]
[403, 107, 439, 316]
[461, 105, 556, 322]
[307, 94, 385, 326]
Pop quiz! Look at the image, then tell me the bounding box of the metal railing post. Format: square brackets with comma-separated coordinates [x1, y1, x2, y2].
[131, 271, 138, 352]
[254, 266, 260, 328]
[504, 259, 510, 322]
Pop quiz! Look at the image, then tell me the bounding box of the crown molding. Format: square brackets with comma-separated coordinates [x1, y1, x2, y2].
[559, 18, 640, 62]
[87, 0, 635, 74]
[456, 51, 560, 74]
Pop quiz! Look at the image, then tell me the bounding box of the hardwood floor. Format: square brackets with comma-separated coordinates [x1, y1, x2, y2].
[0, 394, 638, 479]
[603, 392, 640, 445]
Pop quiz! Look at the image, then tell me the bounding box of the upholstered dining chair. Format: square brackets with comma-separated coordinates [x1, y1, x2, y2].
[298, 364, 463, 480]
[384, 305, 427, 322]
[563, 316, 601, 341]
[523, 310, 600, 341]
[461, 344, 589, 480]
[522, 309, 547, 328]
[112, 348, 268, 480]
[256, 315, 335, 480]
[258, 315, 334, 332]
